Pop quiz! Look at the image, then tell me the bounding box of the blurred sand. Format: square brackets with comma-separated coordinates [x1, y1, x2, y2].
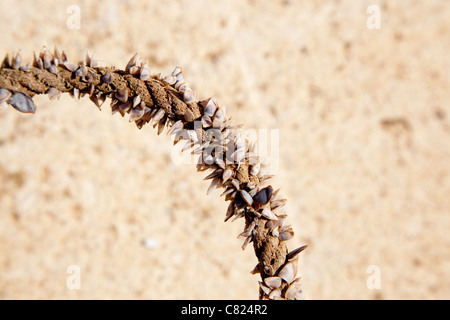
[0, 0, 449, 299]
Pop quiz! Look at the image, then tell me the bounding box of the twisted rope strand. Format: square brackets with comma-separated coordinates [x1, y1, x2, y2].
[0, 48, 307, 300]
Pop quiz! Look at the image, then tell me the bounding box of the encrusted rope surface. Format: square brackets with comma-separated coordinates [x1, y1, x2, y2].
[0, 48, 307, 300]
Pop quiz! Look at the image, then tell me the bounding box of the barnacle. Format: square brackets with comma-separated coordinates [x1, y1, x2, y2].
[0, 49, 308, 300]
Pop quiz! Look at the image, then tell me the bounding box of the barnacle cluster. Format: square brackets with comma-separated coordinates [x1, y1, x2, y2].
[0, 47, 307, 300]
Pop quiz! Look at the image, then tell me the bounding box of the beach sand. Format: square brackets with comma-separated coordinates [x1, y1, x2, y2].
[0, 0, 449, 299]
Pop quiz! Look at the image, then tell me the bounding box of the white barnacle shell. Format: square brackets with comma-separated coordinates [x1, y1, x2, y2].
[201, 115, 212, 128]
[0, 89, 11, 104]
[140, 66, 150, 81]
[250, 263, 260, 275]
[224, 202, 236, 222]
[8, 92, 36, 113]
[270, 198, 287, 210]
[47, 64, 58, 74]
[279, 230, 294, 241]
[284, 278, 303, 300]
[171, 66, 182, 76]
[129, 107, 145, 122]
[240, 190, 253, 206]
[271, 227, 279, 237]
[167, 120, 184, 136]
[261, 208, 278, 221]
[277, 260, 298, 284]
[19, 63, 31, 72]
[161, 74, 176, 86]
[12, 51, 21, 70]
[152, 108, 165, 124]
[75, 65, 87, 77]
[132, 95, 141, 108]
[207, 177, 220, 195]
[203, 98, 217, 117]
[264, 276, 282, 289]
[287, 245, 308, 261]
[129, 66, 141, 75]
[183, 88, 194, 103]
[175, 72, 184, 83]
[259, 282, 272, 296]
[72, 88, 81, 101]
[63, 61, 78, 72]
[102, 73, 112, 84]
[241, 235, 252, 250]
[47, 87, 61, 100]
[86, 51, 98, 68]
[125, 53, 138, 73]
[115, 89, 128, 103]
[222, 168, 232, 183]
[268, 288, 282, 300]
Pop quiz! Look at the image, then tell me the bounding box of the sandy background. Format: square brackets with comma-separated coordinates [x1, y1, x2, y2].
[0, 0, 449, 299]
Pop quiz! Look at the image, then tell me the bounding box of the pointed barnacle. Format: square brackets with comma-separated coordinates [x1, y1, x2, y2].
[263, 263, 274, 276]
[72, 88, 81, 101]
[287, 245, 308, 261]
[152, 108, 165, 124]
[259, 282, 272, 296]
[264, 276, 282, 289]
[240, 190, 253, 206]
[12, 51, 21, 70]
[90, 93, 106, 110]
[201, 115, 212, 128]
[285, 278, 303, 300]
[183, 108, 196, 122]
[270, 198, 287, 211]
[102, 73, 112, 84]
[171, 66, 182, 76]
[224, 202, 236, 222]
[86, 52, 98, 68]
[85, 70, 95, 83]
[129, 107, 145, 122]
[140, 66, 150, 81]
[202, 98, 217, 117]
[63, 61, 78, 72]
[157, 118, 166, 135]
[75, 65, 87, 78]
[239, 220, 256, 238]
[125, 53, 138, 73]
[0, 89, 12, 104]
[118, 101, 132, 115]
[161, 74, 176, 86]
[129, 66, 140, 75]
[279, 229, 294, 241]
[41, 52, 52, 70]
[261, 208, 278, 221]
[277, 260, 298, 284]
[8, 92, 36, 113]
[241, 235, 252, 250]
[54, 46, 62, 63]
[132, 95, 141, 108]
[34, 57, 44, 69]
[167, 120, 184, 136]
[250, 162, 261, 176]
[250, 263, 260, 275]
[183, 88, 194, 103]
[115, 89, 128, 103]
[268, 288, 282, 300]
[206, 177, 220, 195]
[46, 87, 61, 100]
[47, 64, 58, 74]
[204, 168, 222, 180]
[253, 185, 273, 206]
[89, 84, 95, 96]
[2, 53, 11, 68]
[222, 168, 232, 183]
